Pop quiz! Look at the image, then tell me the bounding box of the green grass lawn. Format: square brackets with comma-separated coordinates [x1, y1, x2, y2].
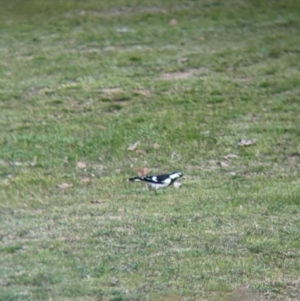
[1, 0, 300, 300]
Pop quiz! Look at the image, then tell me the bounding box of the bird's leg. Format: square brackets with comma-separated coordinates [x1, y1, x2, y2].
[155, 189, 158, 195]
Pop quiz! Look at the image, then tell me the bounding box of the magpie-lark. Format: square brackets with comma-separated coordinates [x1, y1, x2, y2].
[128, 171, 183, 194]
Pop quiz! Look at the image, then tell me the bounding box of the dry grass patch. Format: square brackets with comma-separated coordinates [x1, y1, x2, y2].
[161, 68, 208, 80]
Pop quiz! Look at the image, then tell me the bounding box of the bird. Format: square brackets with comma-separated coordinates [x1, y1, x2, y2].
[128, 171, 183, 194]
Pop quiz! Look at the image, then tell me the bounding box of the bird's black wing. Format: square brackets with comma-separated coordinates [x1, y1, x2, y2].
[140, 174, 168, 184]
[141, 175, 158, 183]
[155, 174, 170, 183]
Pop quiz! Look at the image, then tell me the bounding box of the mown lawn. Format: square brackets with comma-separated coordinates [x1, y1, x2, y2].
[1, 0, 300, 300]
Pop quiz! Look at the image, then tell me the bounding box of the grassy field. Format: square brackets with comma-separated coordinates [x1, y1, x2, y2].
[1, 0, 300, 300]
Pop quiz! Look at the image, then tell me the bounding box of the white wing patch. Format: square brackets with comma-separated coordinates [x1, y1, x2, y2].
[152, 176, 158, 182]
[170, 173, 180, 179]
[162, 178, 172, 185]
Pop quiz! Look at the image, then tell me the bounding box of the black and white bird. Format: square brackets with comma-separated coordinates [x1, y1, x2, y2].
[128, 171, 183, 194]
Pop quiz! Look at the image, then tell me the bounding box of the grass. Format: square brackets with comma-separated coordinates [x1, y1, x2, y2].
[1, 0, 300, 300]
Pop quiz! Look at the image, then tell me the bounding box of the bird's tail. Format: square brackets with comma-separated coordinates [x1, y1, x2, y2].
[128, 177, 142, 182]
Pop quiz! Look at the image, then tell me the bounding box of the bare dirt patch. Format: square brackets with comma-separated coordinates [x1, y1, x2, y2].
[161, 68, 208, 80]
[101, 87, 122, 95]
[134, 89, 151, 96]
[234, 77, 252, 82]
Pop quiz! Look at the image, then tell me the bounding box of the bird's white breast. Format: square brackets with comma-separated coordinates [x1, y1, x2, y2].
[149, 178, 171, 190]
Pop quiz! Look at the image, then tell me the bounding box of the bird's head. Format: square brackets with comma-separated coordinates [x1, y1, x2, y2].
[170, 171, 183, 179]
